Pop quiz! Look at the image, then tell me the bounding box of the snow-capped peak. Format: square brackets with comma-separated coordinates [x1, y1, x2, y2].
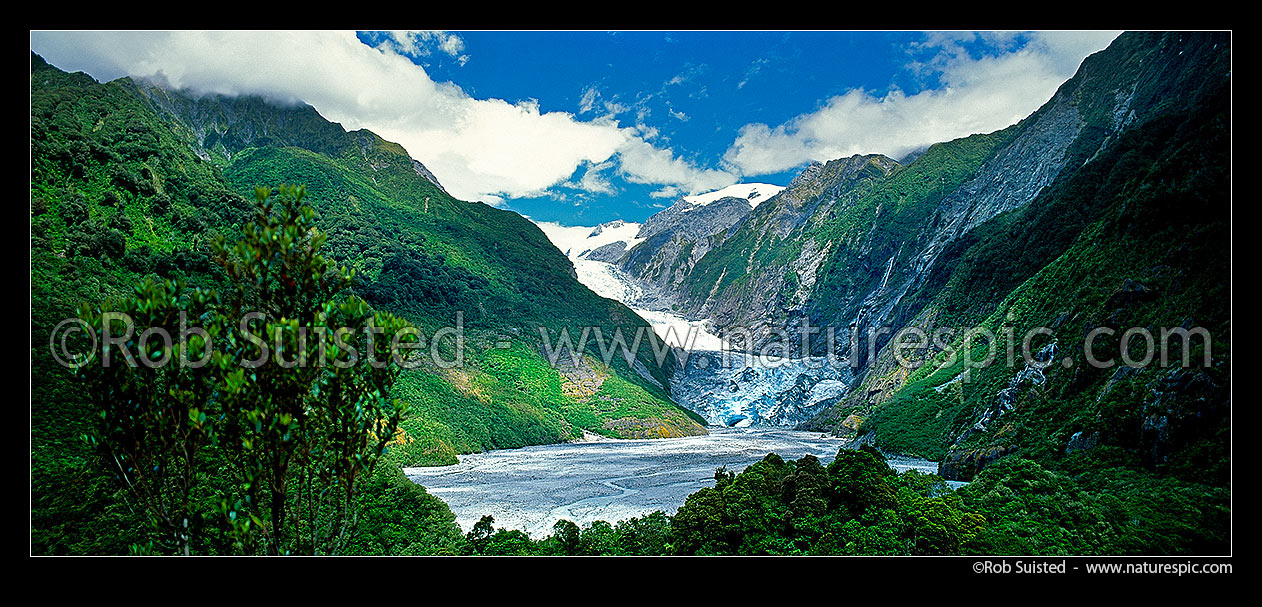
[682, 183, 785, 208]
[533, 219, 643, 260]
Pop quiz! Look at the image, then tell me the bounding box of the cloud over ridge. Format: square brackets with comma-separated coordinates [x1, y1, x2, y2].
[722, 31, 1121, 175]
[30, 30, 730, 206]
[31, 30, 1120, 208]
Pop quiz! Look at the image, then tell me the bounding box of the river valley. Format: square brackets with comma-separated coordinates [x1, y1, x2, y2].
[405, 427, 949, 536]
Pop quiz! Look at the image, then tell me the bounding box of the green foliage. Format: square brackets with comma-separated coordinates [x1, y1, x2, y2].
[462, 510, 674, 556]
[957, 458, 1229, 555]
[857, 41, 1231, 480]
[32, 33, 1231, 557]
[74, 185, 419, 555]
[451, 445, 1224, 556]
[666, 446, 977, 555]
[343, 457, 467, 555]
[31, 53, 698, 554]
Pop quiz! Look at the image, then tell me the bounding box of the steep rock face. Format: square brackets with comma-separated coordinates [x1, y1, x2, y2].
[675, 32, 1228, 382]
[871, 32, 1221, 348]
[408, 159, 449, 195]
[900, 85, 1086, 290]
[805, 32, 1233, 449]
[845, 33, 1228, 480]
[611, 185, 784, 308]
[628, 32, 1231, 462]
[585, 240, 628, 263]
[673, 154, 900, 347]
[619, 195, 758, 306]
[638, 196, 754, 243]
[793, 84, 1090, 374]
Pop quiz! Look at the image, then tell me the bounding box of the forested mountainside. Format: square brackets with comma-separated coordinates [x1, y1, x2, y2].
[675, 33, 1226, 357]
[558, 31, 1229, 553]
[614, 32, 1229, 482]
[29, 29, 1231, 557]
[798, 32, 1231, 486]
[30, 52, 706, 553]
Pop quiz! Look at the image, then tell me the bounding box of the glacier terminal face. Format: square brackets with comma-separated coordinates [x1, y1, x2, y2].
[669, 352, 854, 427]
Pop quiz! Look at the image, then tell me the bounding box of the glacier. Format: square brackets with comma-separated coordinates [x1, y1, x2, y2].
[668, 351, 854, 427]
[534, 200, 853, 428]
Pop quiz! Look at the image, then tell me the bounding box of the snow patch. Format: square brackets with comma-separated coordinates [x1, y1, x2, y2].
[533, 220, 724, 351]
[683, 183, 785, 208]
[534, 219, 644, 260]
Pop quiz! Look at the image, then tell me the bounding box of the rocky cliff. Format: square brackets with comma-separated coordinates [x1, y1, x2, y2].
[801, 32, 1231, 481]
[594, 33, 1231, 477]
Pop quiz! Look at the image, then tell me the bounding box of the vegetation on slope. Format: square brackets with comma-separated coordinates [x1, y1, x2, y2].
[30, 30, 1230, 556]
[854, 32, 1230, 479]
[29, 53, 701, 553]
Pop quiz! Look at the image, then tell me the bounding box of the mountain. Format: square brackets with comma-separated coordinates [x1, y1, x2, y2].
[120, 77, 450, 194]
[29, 31, 1232, 556]
[617, 183, 785, 308]
[30, 52, 709, 553]
[670, 153, 904, 345]
[534, 183, 786, 310]
[535, 183, 871, 429]
[601, 32, 1231, 488]
[837, 32, 1232, 484]
[534, 218, 644, 263]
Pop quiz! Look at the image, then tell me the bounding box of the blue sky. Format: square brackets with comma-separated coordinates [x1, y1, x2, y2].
[361, 31, 931, 223]
[32, 30, 1120, 225]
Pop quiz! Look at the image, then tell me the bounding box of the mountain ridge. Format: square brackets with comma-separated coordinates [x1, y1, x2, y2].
[556, 32, 1231, 488]
[31, 50, 711, 556]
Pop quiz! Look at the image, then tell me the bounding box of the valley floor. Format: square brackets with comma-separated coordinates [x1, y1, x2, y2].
[404, 427, 946, 537]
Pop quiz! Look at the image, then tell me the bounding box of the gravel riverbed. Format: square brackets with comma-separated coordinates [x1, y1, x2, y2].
[405, 427, 947, 537]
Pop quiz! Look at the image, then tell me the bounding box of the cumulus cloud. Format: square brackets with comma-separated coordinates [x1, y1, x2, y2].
[29, 30, 726, 203]
[564, 160, 618, 195]
[649, 186, 682, 199]
[723, 31, 1122, 175]
[615, 138, 735, 194]
[369, 30, 469, 66]
[29, 30, 1121, 205]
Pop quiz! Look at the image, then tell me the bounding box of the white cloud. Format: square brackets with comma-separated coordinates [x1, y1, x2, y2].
[29, 30, 725, 204]
[373, 30, 469, 66]
[578, 86, 599, 113]
[649, 186, 682, 199]
[615, 138, 735, 194]
[437, 33, 465, 58]
[602, 100, 629, 117]
[29, 30, 1122, 206]
[564, 160, 618, 195]
[723, 31, 1122, 175]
